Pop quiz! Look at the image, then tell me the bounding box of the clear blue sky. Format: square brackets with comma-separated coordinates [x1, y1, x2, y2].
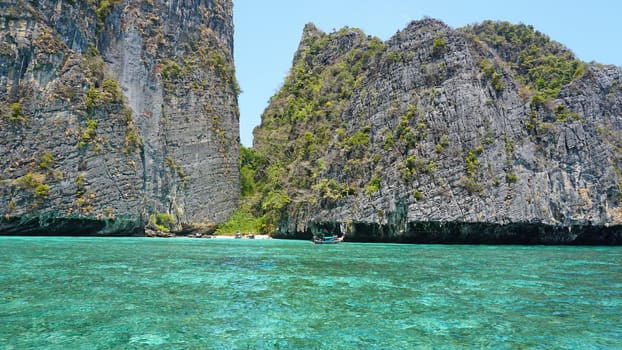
[234, 0, 621, 146]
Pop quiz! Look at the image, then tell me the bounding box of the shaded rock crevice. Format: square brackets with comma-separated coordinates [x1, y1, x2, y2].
[277, 220, 622, 245]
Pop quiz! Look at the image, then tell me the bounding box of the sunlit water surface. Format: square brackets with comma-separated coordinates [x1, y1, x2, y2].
[0, 237, 620, 349]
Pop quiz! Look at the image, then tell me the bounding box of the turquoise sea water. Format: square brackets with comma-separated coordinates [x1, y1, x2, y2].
[0, 237, 621, 349]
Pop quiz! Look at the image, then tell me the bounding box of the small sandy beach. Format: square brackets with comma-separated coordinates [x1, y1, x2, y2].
[210, 234, 272, 240]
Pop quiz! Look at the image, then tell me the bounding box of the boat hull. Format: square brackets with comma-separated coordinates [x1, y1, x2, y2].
[312, 236, 344, 244]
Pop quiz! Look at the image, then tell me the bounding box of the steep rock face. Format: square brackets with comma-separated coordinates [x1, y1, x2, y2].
[253, 19, 622, 244]
[0, 0, 239, 235]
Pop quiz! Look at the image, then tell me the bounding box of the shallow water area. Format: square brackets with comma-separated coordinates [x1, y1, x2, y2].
[0, 237, 621, 349]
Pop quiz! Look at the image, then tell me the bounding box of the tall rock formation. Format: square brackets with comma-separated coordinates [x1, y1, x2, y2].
[0, 0, 239, 235]
[252, 20, 622, 244]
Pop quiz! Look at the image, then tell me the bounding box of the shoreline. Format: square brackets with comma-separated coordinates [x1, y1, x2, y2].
[208, 234, 272, 240]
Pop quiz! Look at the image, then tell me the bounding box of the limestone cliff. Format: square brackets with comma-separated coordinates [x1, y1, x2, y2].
[0, 0, 239, 235]
[252, 20, 622, 244]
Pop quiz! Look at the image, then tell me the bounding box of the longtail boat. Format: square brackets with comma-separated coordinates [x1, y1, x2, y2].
[312, 234, 344, 244]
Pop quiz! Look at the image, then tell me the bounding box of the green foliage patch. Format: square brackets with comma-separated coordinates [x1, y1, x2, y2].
[39, 152, 55, 170]
[149, 213, 175, 233]
[2, 102, 25, 124]
[504, 137, 517, 184]
[466, 21, 584, 102]
[431, 37, 447, 57]
[161, 60, 184, 81]
[365, 174, 381, 197]
[77, 118, 98, 150]
[506, 172, 518, 184]
[413, 190, 424, 201]
[554, 104, 582, 123]
[166, 156, 187, 186]
[96, 0, 121, 31]
[480, 59, 504, 92]
[462, 145, 484, 194]
[240, 146, 265, 197]
[16, 172, 50, 199]
[216, 207, 262, 235]
[466, 145, 483, 178]
[123, 108, 143, 154]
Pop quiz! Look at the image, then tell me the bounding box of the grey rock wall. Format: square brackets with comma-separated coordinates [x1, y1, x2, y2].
[0, 0, 239, 235]
[260, 19, 622, 244]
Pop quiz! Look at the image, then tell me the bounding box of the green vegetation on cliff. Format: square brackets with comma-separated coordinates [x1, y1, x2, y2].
[16, 172, 50, 200]
[464, 20, 584, 102]
[95, 0, 122, 32]
[1, 102, 25, 124]
[149, 213, 176, 233]
[216, 146, 265, 233]
[246, 25, 385, 233]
